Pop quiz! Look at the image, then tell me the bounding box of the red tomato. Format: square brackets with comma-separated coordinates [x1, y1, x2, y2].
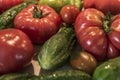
[83, 0, 120, 15]
[74, 8, 120, 61]
[60, 5, 80, 25]
[14, 4, 62, 44]
[0, 0, 23, 14]
[0, 28, 34, 75]
[83, 0, 95, 8]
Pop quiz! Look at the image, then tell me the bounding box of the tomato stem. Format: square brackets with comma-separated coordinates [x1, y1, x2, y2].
[33, 6, 40, 18]
[33, 6, 50, 18]
[103, 13, 112, 34]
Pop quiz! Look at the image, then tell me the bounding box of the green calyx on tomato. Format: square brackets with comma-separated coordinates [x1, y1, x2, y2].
[102, 13, 113, 34]
[33, 6, 51, 18]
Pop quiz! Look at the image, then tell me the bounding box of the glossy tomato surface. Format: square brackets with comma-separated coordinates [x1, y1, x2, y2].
[83, 0, 120, 15]
[70, 51, 97, 74]
[74, 8, 120, 61]
[0, 28, 34, 75]
[60, 5, 80, 25]
[0, 0, 23, 14]
[14, 4, 61, 44]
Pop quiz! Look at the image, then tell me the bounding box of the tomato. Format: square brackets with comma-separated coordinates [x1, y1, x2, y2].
[83, 0, 120, 15]
[74, 8, 120, 61]
[14, 4, 62, 44]
[0, 28, 34, 75]
[39, 0, 82, 13]
[0, 0, 24, 14]
[60, 5, 80, 25]
[70, 50, 97, 75]
[83, 0, 95, 8]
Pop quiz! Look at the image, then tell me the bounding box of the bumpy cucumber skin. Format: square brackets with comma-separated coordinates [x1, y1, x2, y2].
[0, 73, 35, 80]
[93, 57, 120, 80]
[38, 27, 76, 70]
[38, 70, 92, 80]
[0, 1, 36, 29]
[0, 70, 91, 80]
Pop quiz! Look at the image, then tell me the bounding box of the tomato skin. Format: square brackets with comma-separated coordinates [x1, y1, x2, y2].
[78, 27, 107, 60]
[0, 0, 23, 14]
[60, 5, 80, 25]
[14, 4, 61, 44]
[70, 51, 97, 75]
[75, 8, 107, 60]
[83, 0, 120, 15]
[74, 8, 120, 61]
[83, 0, 95, 8]
[107, 41, 120, 59]
[0, 28, 34, 75]
[109, 18, 120, 50]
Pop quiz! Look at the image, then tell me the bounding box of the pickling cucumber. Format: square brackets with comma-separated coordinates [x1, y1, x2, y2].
[38, 27, 76, 70]
[38, 70, 92, 80]
[93, 57, 120, 80]
[0, 70, 91, 80]
[0, 73, 36, 80]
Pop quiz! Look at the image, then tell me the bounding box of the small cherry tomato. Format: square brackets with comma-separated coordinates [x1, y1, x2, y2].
[60, 5, 80, 25]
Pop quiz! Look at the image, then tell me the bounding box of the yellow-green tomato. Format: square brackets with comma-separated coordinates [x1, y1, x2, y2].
[70, 51, 97, 75]
[38, 0, 82, 13]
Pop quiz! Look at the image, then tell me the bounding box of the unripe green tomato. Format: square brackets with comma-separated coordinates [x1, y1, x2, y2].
[38, 0, 82, 13]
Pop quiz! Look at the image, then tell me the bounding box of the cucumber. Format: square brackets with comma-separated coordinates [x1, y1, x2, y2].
[93, 57, 120, 80]
[0, 70, 91, 80]
[0, 73, 37, 80]
[0, 1, 37, 29]
[38, 27, 76, 70]
[38, 70, 92, 80]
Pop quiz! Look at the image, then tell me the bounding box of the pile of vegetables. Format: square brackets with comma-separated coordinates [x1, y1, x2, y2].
[0, 0, 120, 80]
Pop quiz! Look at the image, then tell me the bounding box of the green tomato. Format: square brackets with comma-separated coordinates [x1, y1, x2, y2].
[38, 0, 82, 13]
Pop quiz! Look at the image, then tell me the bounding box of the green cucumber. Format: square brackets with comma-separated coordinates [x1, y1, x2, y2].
[38, 70, 92, 80]
[38, 27, 76, 70]
[0, 1, 37, 29]
[0, 73, 37, 80]
[0, 70, 91, 80]
[93, 57, 120, 80]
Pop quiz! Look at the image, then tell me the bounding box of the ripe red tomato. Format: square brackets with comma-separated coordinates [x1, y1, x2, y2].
[14, 4, 62, 44]
[0, 0, 23, 14]
[74, 8, 120, 61]
[83, 0, 120, 15]
[0, 28, 34, 75]
[83, 0, 95, 8]
[60, 5, 80, 25]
